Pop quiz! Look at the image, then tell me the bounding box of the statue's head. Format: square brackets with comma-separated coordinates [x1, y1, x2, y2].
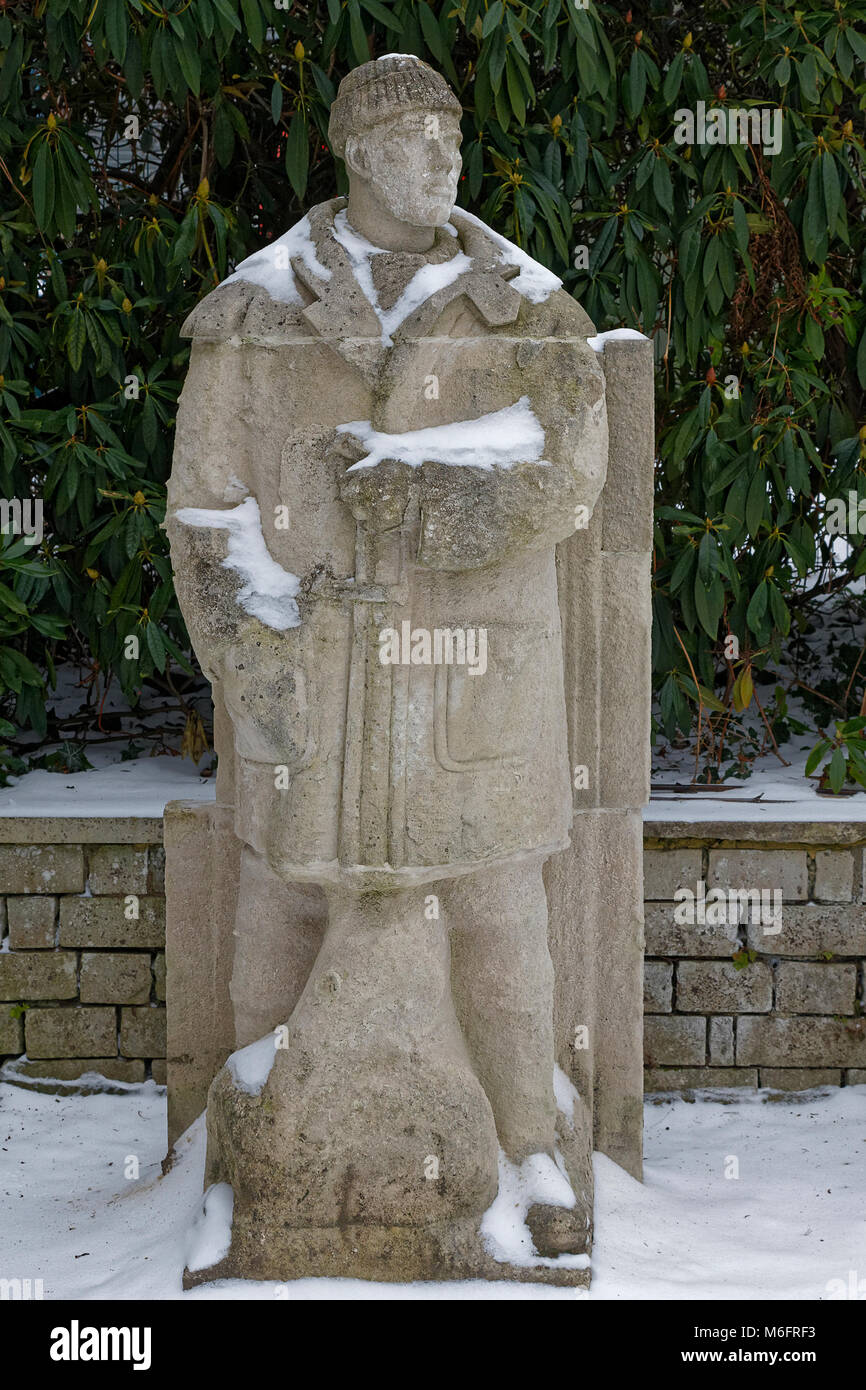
[329, 55, 463, 229]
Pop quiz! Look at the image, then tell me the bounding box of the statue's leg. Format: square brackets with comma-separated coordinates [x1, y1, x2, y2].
[446, 857, 589, 1256]
[229, 844, 327, 1048]
[446, 858, 556, 1160]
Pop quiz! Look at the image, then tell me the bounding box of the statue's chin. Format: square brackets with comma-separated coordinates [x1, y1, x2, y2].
[395, 199, 457, 230]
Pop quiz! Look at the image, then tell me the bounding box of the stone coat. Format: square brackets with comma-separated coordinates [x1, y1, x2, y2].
[167, 198, 607, 885]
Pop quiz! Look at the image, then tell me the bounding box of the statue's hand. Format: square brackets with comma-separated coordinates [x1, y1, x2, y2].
[333, 433, 411, 531]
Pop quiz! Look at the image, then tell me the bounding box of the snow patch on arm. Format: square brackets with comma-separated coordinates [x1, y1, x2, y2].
[222, 214, 332, 306]
[339, 396, 546, 473]
[332, 210, 470, 346]
[174, 496, 301, 632]
[480, 1148, 589, 1271]
[586, 327, 649, 353]
[454, 207, 562, 303]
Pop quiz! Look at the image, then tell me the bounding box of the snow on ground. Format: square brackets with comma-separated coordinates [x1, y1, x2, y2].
[649, 744, 866, 823]
[1, 1081, 863, 1301]
[0, 749, 215, 818]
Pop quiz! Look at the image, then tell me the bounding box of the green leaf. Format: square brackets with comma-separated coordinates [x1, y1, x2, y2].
[746, 579, 768, 635]
[32, 139, 55, 230]
[828, 746, 846, 794]
[285, 111, 309, 199]
[239, 0, 264, 52]
[174, 37, 201, 95]
[821, 152, 840, 234]
[104, 0, 128, 64]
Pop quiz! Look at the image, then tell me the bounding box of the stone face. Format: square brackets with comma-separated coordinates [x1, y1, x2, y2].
[168, 55, 651, 1287]
[709, 1016, 734, 1066]
[153, 952, 166, 1001]
[0, 1007, 24, 1053]
[87, 844, 149, 895]
[745, 904, 866, 957]
[643, 849, 702, 901]
[643, 901, 739, 957]
[644, 1016, 706, 1067]
[775, 962, 857, 1015]
[6, 895, 57, 949]
[676, 960, 772, 1014]
[0, 951, 77, 1001]
[0, 844, 84, 894]
[707, 848, 807, 902]
[737, 1016, 866, 1068]
[644, 960, 672, 1012]
[120, 1006, 166, 1058]
[80, 953, 152, 1005]
[645, 1067, 757, 1091]
[760, 1068, 842, 1090]
[25, 1007, 116, 1059]
[59, 896, 164, 948]
[813, 850, 854, 903]
[149, 846, 166, 894]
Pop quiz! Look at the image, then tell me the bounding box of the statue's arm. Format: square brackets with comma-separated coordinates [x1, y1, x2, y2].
[166, 342, 260, 679]
[416, 372, 607, 573]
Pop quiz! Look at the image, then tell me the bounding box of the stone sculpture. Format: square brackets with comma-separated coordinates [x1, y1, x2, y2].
[165, 53, 653, 1287]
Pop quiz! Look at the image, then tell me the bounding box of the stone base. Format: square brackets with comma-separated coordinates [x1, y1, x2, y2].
[183, 1213, 590, 1289]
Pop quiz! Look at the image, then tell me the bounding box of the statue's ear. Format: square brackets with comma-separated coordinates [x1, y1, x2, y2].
[343, 134, 371, 180]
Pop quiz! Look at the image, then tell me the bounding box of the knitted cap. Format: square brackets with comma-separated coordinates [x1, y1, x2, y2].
[329, 54, 462, 158]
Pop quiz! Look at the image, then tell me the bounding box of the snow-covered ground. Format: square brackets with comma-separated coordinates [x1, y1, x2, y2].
[1, 1081, 863, 1300]
[0, 749, 215, 818]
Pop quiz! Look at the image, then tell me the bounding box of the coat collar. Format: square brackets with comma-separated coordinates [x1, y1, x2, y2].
[289, 199, 524, 380]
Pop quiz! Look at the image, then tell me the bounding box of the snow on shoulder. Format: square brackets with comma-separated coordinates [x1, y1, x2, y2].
[221, 214, 332, 306]
[174, 496, 301, 632]
[586, 327, 649, 353]
[453, 207, 562, 303]
[339, 396, 546, 473]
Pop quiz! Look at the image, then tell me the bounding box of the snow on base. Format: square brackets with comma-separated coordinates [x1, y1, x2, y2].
[339, 396, 545, 473]
[3, 1083, 864, 1299]
[174, 496, 301, 632]
[185, 1183, 234, 1274]
[480, 1148, 588, 1272]
[586, 327, 649, 353]
[226, 1033, 278, 1097]
[222, 214, 332, 306]
[0, 1057, 153, 1092]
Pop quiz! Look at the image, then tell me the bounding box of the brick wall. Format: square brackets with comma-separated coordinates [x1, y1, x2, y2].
[0, 821, 165, 1085]
[1, 816, 864, 1092]
[644, 825, 866, 1092]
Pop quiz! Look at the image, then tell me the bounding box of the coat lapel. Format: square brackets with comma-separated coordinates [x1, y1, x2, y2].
[291, 199, 524, 385]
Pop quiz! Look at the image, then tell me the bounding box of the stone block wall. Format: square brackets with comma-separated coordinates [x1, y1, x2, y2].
[1, 815, 865, 1093]
[0, 820, 166, 1085]
[643, 823, 866, 1091]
